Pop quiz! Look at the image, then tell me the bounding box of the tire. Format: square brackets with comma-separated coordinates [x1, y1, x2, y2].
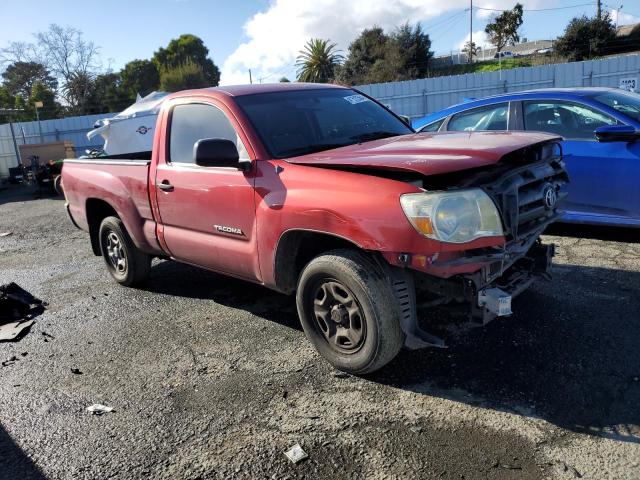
[53, 175, 63, 196]
[296, 249, 404, 374]
[98, 216, 151, 287]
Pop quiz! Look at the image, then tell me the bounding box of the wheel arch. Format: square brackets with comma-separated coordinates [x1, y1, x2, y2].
[86, 198, 119, 255]
[273, 229, 365, 294]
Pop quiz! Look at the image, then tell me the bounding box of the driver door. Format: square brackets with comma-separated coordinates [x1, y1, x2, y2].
[154, 100, 260, 280]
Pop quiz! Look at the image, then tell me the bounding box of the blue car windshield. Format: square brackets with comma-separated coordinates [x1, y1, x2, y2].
[590, 90, 640, 122]
[235, 89, 413, 159]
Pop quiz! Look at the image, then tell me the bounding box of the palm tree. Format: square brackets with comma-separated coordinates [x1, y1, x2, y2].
[295, 39, 343, 83]
[63, 72, 95, 114]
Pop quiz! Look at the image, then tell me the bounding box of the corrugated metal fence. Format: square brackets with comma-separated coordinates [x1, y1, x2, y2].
[1, 54, 638, 178]
[0, 114, 106, 178]
[357, 54, 640, 119]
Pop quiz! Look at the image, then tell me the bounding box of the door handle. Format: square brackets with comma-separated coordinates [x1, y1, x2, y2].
[158, 180, 174, 192]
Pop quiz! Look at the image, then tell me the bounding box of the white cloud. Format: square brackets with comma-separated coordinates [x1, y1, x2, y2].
[610, 9, 640, 27]
[220, 0, 558, 85]
[458, 30, 489, 50]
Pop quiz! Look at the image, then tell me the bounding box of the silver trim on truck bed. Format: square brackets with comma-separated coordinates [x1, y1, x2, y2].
[63, 159, 151, 166]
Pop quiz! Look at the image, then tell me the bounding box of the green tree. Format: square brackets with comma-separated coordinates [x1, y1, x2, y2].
[462, 41, 479, 63]
[0, 85, 17, 122]
[159, 60, 209, 92]
[120, 59, 160, 97]
[29, 80, 59, 119]
[485, 3, 524, 54]
[153, 34, 220, 86]
[391, 23, 432, 77]
[555, 14, 616, 61]
[279, 76, 290, 82]
[62, 71, 95, 115]
[13, 94, 28, 120]
[1, 61, 57, 99]
[295, 38, 343, 83]
[93, 73, 131, 112]
[337, 27, 390, 85]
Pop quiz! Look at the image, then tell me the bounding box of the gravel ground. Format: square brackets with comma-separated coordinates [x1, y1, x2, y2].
[0, 186, 639, 480]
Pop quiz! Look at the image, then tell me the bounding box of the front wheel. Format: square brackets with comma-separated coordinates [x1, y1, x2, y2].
[296, 249, 404, 374]
[98, 216, 151, 287]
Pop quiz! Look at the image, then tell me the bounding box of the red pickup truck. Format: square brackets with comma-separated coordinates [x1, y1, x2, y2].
[63, 83, 567, 374]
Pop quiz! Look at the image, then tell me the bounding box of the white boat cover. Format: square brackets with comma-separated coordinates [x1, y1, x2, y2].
[87, 91, 169, 155]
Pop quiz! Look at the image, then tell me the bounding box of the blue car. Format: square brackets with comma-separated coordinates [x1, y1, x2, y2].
[412, 88, 640, 228]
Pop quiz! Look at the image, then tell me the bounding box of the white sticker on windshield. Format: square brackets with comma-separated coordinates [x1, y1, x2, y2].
[343, 94, 369, 105]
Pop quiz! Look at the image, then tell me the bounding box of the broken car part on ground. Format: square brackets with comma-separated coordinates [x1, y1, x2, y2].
[0, 283, 45, 342]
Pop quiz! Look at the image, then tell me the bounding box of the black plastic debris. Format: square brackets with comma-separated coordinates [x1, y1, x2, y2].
[2, 356, 18, 367]
[0, 283, 45, 342]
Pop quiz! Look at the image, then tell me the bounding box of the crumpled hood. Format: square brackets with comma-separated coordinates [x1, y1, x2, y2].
[286, 131, 561, 176]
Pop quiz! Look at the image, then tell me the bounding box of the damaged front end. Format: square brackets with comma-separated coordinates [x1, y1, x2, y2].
[388, 140, 569, 348]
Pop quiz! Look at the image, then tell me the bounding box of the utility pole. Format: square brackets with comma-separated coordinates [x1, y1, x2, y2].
[34, 101, 44, 143]
[0, 108, 25, 167]
[597, 0, 602, 20]
[615, 5, 623, 28]
[469, 0, 473, 63]
[249, 69, 253, 84]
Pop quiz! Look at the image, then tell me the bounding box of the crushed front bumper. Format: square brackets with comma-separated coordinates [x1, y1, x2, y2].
[383, 240, 555, 350]
[412, 240, 555, 324]
[467, 241, 554, 323]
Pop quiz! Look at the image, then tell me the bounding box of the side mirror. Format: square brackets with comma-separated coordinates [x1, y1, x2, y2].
[397, 114, 411, 126]
[595, 125, 640, 143]
[194, 138, 248, 170]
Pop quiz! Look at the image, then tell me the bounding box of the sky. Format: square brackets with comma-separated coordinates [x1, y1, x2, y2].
[0, 0, 639, 86]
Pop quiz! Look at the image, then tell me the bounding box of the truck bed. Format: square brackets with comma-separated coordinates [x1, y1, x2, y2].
[62, 156, 162, 256]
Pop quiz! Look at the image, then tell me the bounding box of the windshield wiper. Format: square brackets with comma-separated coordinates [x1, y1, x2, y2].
[350, 131, 403, 143]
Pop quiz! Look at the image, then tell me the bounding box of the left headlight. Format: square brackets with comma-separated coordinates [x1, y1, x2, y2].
[400, 189, 504, 243]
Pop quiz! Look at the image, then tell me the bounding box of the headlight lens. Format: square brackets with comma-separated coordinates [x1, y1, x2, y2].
[400, 189, 503, 243]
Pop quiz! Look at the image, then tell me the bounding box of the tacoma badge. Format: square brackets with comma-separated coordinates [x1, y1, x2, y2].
[214, 225, 244, 236]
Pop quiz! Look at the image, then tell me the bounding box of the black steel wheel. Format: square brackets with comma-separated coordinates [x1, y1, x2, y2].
[311, 279, 366, 354]
[297, 249, 404, 374]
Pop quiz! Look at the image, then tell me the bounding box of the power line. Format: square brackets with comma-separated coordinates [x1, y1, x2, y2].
[423, 8, 470, 30]
[474, 2, 596, 12]
[605, 3, 640, 18]
[429, 13, 470, 44]
[427, 11, 470, 40]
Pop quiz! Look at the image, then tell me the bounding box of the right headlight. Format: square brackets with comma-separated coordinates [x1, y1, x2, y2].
[400, 189, 504, 243]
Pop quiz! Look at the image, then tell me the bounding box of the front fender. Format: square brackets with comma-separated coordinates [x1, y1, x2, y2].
[254, 160, 442, 288]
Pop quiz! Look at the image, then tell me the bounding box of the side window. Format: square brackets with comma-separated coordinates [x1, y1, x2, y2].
[419, 118, 444, 133]
[447, 103, 508, 131]
[523, 101, 617, 140]
[169, 103, 249, 164]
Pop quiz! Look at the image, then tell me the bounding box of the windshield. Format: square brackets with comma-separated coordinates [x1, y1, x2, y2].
[235, 88, 413, 158]
[590, 90, 640, 122]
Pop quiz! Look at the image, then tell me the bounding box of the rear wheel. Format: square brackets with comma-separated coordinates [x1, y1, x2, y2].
[98, 216, 151, 287]
[296, 249, 404, 374]
[53, 175, 63, 196]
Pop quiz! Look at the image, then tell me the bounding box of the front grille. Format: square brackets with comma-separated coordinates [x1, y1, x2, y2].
[484, 154, 568, 243]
